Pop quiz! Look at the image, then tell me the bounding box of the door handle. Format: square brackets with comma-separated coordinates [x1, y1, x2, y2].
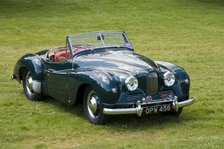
[47, 68, 54, 72]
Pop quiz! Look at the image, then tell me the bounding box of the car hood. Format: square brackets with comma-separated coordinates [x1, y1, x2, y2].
[75, 50, 158, 77]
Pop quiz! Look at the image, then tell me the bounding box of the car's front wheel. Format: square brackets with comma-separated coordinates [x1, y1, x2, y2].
[83, 86, 107, 124]
[22, 70, 42, 101]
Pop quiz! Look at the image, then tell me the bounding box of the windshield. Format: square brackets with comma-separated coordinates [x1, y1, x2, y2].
[67, 32, 132, 55]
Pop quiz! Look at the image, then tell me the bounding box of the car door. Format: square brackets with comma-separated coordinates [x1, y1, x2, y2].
[45, 62, 73, 102]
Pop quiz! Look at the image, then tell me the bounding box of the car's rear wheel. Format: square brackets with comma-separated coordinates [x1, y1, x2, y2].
[83, 86, 107, 124]
[23, 70, 42, 101]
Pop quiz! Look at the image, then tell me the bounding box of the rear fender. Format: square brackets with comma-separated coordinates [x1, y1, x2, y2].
[13, 54, 44, 82]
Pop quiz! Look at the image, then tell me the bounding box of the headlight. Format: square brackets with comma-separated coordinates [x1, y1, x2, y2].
[163, 71, 175, 86]
[125, 75, 138, 91]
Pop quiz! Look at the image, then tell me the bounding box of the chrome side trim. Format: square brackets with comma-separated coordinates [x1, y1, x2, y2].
[32, 80, 41, 93]
[103, 97, 194, 116]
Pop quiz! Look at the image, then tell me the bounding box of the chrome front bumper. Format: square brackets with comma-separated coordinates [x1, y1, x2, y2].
[103, 97, 194, 117]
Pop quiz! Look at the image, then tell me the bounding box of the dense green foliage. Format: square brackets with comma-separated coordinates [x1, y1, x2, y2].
[0, 0, 223, 148]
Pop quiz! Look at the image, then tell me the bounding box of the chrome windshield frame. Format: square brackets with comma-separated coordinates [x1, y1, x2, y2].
[66, 31, 133, 59]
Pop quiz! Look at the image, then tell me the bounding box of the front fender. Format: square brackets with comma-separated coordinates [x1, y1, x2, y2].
[13, 54, 44, 82]
[67, 70, 120, 104]
[155, 61, 190, 101]
[155, 61, 189, 80]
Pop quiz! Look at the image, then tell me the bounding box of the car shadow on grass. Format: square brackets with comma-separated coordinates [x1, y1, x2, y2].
[41, 96, 84, 117]
[106, 114, 190, 130]
[41, 96, 196, 130]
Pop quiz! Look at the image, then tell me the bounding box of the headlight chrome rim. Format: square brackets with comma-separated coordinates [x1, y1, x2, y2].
[125, 75, 138, 91]
[163, 71, 175, 86]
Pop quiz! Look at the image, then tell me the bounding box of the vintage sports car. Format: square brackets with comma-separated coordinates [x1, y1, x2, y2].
[12, 31, 194, 124]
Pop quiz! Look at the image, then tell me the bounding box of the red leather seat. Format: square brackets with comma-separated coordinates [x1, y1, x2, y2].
[55, 50, 71, 62]
[54, 46, 88, 62]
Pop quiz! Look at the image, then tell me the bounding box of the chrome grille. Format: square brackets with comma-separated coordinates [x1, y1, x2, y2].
[146, 72, 159, 95]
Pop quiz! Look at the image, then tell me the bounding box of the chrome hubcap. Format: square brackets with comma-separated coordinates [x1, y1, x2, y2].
[25, 71, 34, 95]
[87, 90, 99, 119]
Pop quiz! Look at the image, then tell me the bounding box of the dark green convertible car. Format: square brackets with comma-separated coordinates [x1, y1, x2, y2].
[12, 31, 194, 124]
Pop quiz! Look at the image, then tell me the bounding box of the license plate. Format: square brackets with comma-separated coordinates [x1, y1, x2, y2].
[144, 104, 172, 114]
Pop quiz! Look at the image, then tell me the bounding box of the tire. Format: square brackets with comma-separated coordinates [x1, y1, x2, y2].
[83, 86, 107, 124]
[169, 107, 183, 116]
[22, 70, 42, 101]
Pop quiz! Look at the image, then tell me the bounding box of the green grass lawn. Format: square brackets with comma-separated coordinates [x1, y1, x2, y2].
[0, 0, 224, 148]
